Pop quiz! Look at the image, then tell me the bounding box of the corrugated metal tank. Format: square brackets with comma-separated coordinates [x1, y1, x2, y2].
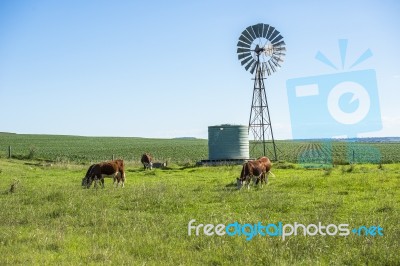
[208, 124, 249, 160]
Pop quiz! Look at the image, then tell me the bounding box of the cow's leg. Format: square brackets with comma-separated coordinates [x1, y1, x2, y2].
[113, 173, 118, 188]
[258, 173, 263, 188]
[120, 171, 125, 188]
[117, 173, 122, 188]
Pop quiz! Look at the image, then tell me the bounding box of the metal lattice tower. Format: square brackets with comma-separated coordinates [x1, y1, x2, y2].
[248, 55, 277, 160]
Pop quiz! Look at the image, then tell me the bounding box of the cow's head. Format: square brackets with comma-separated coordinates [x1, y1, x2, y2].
[81, 177, 88, 188]
[81, 176, 93, 188]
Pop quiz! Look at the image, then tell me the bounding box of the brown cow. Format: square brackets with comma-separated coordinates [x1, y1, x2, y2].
[141, 153, 153, 170]
[256, 156, 272, 185]
[237, 156, 272, 189]
[82, 159, 125, 188]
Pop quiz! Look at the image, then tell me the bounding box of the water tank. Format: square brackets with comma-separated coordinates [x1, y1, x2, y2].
[208, 124, 249, 160]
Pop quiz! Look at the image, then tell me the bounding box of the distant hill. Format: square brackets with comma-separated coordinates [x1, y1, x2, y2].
[173, 137, 198, 140]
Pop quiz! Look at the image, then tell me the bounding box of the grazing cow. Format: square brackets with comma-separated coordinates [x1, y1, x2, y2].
[237, 156, 272, 189]
[141, 153, 153, 170]
[237, 160, 264, 190]
[82, 159, 126, 188]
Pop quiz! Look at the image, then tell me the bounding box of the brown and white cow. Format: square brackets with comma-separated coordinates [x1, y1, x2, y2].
[82, 159, 126, 188]
[237, 156, 272, 189]
[141, 153, 153, 170]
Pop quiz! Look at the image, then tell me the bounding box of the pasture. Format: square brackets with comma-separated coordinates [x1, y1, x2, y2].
[0, 159, 399, 265]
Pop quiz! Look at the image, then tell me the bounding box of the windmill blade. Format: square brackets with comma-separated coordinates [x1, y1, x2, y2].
[240, 56, 253, 66]
[244, 60, 256, 71]
[241, 30, 254, 43]
[271, 57, 281, 67]
[274, 46, 286, 52]
[270, 30, 280, 42]
[249, 61, 257, 74]
[266, 26, 275, 40]
[273, 40, 285, 47]
[272, 56, 285, 63]
[237, 40, 250, 49]
[272, 49, 286, 56]
[252, 23, 263, 38]
[273, 52, 286, 58]
[239, 55, 252, 64]
[237, 47, 250, 54]
[246, 26, 257, 40]
[262, 24, 270, 38]
[239, 34, 252, 46]
[268, 60, 276, 72]
[271, 35, 283, 44]
[238, 52, 251, 60]
[259, 23, 266, 38]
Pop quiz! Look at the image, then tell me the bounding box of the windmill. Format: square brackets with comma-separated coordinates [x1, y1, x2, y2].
[237, 23, 286, 161]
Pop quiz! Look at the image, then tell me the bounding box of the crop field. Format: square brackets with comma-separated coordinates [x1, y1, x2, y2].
[1, 133, 400, 165]
[0, 159, 399, 265]
[0, 133, 208, 165]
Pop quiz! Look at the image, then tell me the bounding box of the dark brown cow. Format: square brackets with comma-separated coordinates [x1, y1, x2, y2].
[237, 156, 272, 189]
[141, 153, 153, 170]
[82, 159, 125, 188]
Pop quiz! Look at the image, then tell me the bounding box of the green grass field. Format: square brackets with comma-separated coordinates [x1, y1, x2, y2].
[0, 159, 399, 265]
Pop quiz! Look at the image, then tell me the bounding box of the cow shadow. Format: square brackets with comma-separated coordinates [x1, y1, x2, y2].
[225, 182, 237, 188]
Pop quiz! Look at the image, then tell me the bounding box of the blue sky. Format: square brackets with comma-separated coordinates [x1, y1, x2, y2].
[0, 0, 399, 139]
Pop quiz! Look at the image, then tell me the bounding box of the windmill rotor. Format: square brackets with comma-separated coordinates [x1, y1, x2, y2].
[237, 23, 286, 75]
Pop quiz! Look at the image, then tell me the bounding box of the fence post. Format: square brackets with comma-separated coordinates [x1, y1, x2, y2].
[112, 154, 115, 161]
[8, 146, 11, 158]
